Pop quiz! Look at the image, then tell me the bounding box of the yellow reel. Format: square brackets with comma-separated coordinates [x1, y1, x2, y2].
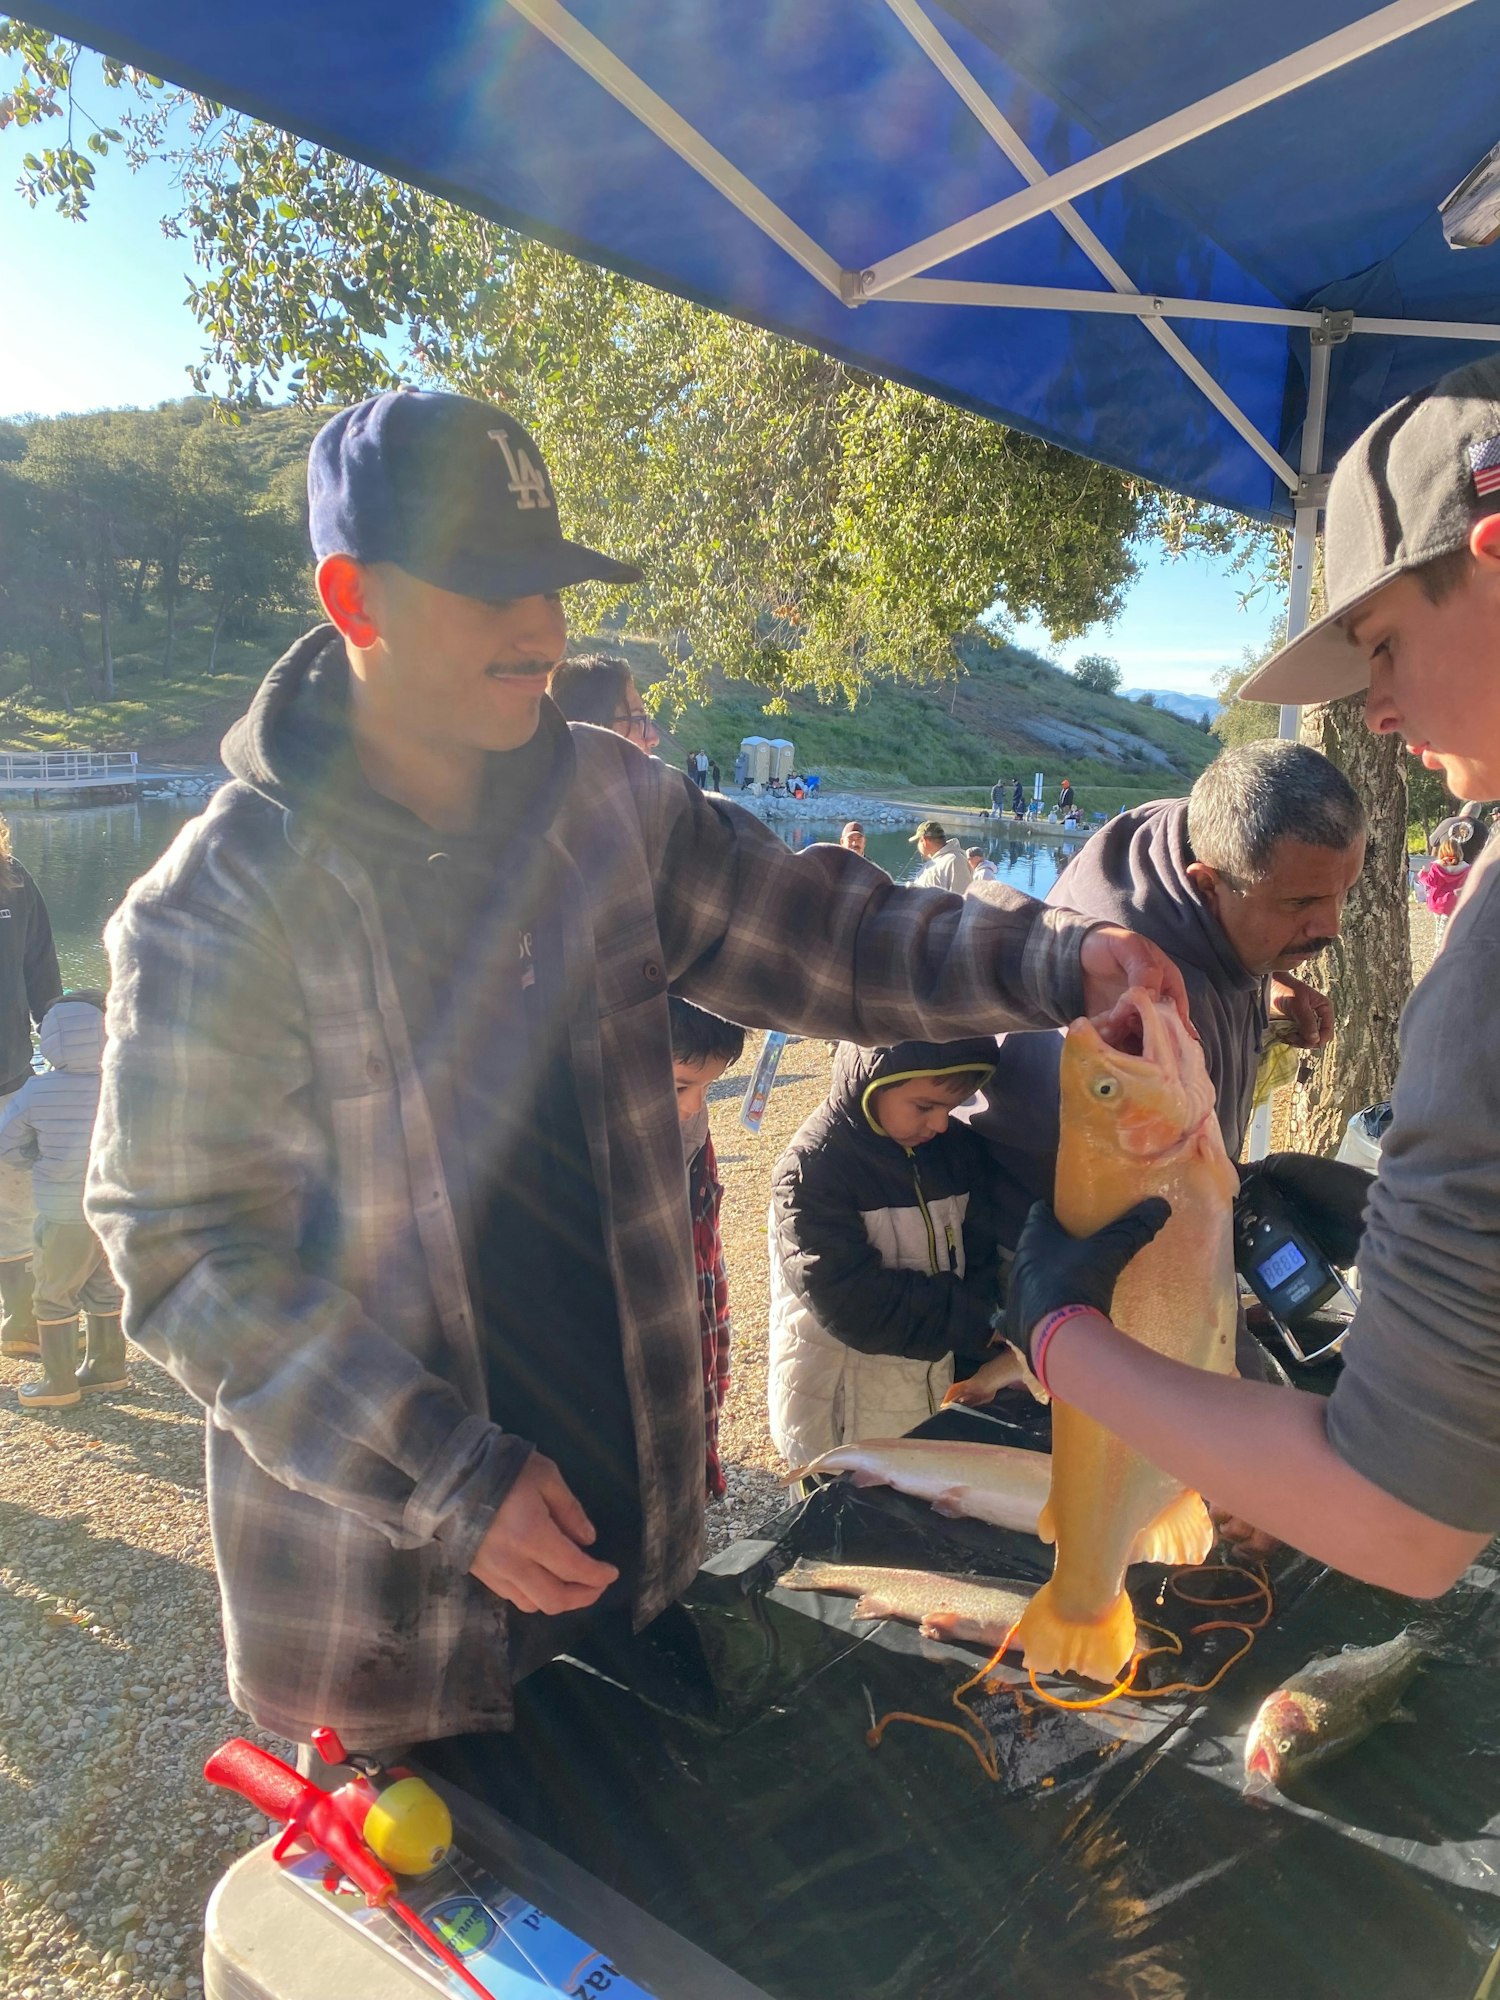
[361, 1775, 454, 1877]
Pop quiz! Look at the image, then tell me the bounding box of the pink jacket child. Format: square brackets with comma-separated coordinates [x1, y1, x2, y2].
[1417, 845, 1471, 917]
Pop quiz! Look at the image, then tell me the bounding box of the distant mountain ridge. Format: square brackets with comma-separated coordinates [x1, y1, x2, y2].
[1124, 687, 1219, 724]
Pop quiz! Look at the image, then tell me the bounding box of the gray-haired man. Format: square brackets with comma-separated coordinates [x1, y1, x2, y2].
[978, 740, 1369, 1269]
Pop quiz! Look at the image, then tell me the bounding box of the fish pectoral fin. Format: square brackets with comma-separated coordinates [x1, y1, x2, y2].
[1129, 1489, 1215, 1568]
[1013, 1580, 1136, 1684]
[918, 1610, 960, 1640]
[850, 1592, 894, 1622]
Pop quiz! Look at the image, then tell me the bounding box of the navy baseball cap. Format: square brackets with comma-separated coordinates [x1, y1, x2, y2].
[307, 389, 642, 601]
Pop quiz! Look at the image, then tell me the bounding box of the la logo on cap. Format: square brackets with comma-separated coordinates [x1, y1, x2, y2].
[488, 428, 552, 512]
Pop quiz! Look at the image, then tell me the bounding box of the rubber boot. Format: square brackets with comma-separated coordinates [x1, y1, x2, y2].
[0, 1257, 39, 1359]
[16, 1320, 82, 1410]
[75, 1313, 128, 1395]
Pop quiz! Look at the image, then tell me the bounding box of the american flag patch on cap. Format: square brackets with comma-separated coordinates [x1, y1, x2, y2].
[1469, 436, 1500, 497]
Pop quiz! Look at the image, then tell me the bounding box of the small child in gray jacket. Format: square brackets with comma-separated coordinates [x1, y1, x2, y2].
[0, 992, 125, 1409]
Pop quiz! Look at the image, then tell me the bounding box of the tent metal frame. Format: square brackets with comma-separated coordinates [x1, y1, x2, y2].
[508, 0, 1498, 509]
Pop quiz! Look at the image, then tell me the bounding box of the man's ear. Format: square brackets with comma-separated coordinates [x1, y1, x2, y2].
[316, 554, 380, 649]
[1185, 859, 1223, 917]
[1470, 513, 1500, 570]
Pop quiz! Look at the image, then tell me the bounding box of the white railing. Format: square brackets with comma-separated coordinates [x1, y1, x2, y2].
[0, 750, 140, 784]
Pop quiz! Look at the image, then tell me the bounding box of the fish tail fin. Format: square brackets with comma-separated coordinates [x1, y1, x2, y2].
[1129, 1489, 1215, 1568]
[1012, 1580, 1136, 1683]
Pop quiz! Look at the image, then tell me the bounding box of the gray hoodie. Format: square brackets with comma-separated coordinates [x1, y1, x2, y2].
[975, 798, 1266, 1237]
[0, 998, 106, 1222]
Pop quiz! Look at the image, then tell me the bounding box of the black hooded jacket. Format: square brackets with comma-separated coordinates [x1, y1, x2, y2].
[769, 1037, 1002, 1364]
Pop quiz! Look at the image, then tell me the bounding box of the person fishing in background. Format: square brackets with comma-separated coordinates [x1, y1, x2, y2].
[1000, 354, 1500, 1605]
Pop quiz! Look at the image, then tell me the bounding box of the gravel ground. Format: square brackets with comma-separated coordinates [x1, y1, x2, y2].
[0, 912, 1444, 1997]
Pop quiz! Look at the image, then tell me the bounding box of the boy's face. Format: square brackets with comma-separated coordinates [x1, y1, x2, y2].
[1354, 524, 1500, 802]
[869, 1073, 981, 1149]
[673, 1055, 731, 1125]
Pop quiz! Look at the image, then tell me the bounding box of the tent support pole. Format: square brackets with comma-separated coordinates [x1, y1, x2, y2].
[1248, 333, 1335, 1159]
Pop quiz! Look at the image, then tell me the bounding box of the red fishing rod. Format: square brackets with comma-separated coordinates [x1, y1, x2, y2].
[204, 1735, 497, 2000]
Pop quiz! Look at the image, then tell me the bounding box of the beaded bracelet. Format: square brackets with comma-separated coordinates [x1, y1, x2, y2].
[1031, 1302, 1106, 1396]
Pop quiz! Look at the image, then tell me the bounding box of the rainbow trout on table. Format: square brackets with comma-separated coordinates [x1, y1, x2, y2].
[1011, 989, 1239, 1684]
[778, 1561, 1036, 1648]
[784, 1438, 1051, 1536]
[1244, 1626, 1433, 1790]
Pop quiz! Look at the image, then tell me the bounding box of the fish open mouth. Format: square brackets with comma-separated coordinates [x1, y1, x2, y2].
[1096, 997, 1148, 1058]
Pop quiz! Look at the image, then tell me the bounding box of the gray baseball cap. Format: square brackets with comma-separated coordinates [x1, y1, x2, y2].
[1240, 354, 1500, 707]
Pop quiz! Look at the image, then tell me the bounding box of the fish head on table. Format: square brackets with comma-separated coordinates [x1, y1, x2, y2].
[1243, 1626, 1433, 1791]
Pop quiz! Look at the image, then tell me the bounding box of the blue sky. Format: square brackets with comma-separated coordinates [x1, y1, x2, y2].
[0, 128, 1281, 697]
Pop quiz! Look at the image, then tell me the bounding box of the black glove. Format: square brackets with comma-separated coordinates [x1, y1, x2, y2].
[1003, 1197, 1172, 1369]
[1236, 1153, 1374, 1269]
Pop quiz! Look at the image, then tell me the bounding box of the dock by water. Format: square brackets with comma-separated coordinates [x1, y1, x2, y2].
[0, 750, 214, 805]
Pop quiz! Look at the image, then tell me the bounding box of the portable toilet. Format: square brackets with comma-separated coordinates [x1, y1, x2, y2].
[740, 736, 772, 786]
[768, 738, 795, 783]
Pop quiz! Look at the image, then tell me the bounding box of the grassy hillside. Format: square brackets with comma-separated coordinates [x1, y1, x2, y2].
[626, 627, 1217, 809]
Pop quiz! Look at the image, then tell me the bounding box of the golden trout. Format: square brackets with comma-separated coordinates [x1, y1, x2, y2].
[1011, 988, 1239, 1683]
[784, 1437, 1051, 1536]
[778, 1560, 1035, 1647]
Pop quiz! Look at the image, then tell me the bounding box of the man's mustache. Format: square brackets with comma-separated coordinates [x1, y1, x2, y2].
[1289, 937, 1338, 960]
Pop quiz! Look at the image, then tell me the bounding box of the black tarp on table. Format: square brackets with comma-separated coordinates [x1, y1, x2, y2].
[421, 1408, 1500, 2000]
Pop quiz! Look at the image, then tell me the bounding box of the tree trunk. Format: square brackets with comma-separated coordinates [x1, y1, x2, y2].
[98, 589, 115, 700]
[1286, 696, 1411, 1155]
[207, 596, 229, 674]
[163, 592, 179, 674]
[130, 556, 150, 611]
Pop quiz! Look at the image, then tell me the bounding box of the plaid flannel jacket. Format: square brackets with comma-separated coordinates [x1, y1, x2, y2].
[87, 695, 1092, 1746]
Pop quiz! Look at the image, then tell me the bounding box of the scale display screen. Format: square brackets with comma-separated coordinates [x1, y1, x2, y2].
[1256, 1240, 1308, 1291]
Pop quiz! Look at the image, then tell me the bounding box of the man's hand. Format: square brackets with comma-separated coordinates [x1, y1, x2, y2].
[1269, 973, 1334, 1050]
[1004, 1197, 1172, 1369]
[1237, 1152, 1374, 1268]
[1210, 1504, 1281, 1559]
[469, 1452, 619, 1616]
[1079, 925, 1192, 1032]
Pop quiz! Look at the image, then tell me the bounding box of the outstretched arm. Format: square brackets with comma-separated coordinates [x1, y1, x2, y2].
[1039, 1315, 1485, 1597]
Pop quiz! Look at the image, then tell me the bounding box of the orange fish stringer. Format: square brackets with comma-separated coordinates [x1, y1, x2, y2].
[865, 1562, 1273, 1784]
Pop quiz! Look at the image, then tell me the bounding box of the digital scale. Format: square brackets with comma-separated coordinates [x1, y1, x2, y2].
[1233, 1175, 1357, 1365]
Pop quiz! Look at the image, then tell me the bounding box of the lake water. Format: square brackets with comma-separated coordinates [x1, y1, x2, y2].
[4, 800, 1088, 989]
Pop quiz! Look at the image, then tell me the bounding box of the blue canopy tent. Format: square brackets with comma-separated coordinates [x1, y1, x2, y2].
[19, 0, 1500, 687]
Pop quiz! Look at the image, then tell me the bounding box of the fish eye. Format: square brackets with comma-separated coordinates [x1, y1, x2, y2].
[1091, 1078, 1119, 1099]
